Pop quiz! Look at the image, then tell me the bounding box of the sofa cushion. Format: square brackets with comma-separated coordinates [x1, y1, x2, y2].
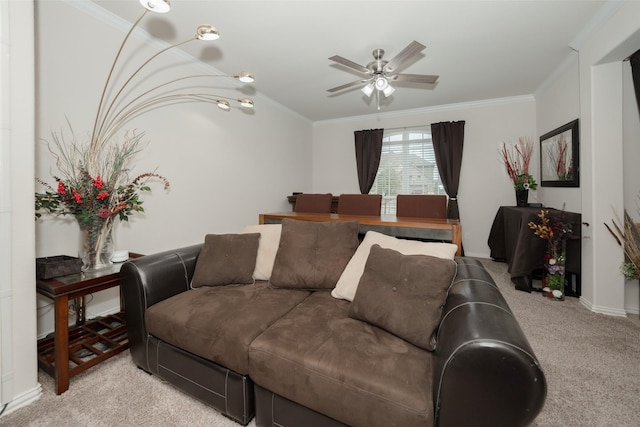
[348, 245, 457, 351]
[145, 281, 310, 375]
[191, 233, 260, 288]
[332, 230, 458, 301]
[242, 224, 282, 280]
[269, 219, 359, 290]
[249, 291, 434, 427]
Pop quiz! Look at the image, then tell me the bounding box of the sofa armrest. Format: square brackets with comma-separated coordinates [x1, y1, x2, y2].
[433, 258, 546, 427]
[120, 244, 202, 371]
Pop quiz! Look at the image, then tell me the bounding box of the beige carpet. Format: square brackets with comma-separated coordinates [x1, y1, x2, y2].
[3, 259, 640, 426]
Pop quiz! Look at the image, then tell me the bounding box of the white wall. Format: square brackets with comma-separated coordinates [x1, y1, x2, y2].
[535, 53, 582, 213]
[311, 97, 537, 258]
[34, 1, 312, 335]
[576, 1, 640, 316]
[623, 56, 640, 314]
[0, 0, 41, 415]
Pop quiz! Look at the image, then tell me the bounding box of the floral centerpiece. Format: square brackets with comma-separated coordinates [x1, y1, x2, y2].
[36, 129, 169, 269]
[499, 137, 537, 206]
[528, 208, 576, 300]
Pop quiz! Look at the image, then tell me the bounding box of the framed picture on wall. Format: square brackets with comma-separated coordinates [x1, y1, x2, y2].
[540, 119, 579, 187]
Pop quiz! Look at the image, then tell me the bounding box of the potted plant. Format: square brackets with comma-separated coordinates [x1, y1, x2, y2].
[499, 137, 538, 206]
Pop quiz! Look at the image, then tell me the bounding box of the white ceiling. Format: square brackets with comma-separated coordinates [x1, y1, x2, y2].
[92, 0, 610, 122]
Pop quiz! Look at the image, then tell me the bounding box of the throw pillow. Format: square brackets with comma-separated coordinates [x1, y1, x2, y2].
[191, 233, 260, 288]
[331, 230, 458, 301]
[241, 224, 282, 281]
[269, 219, 359, 290]
[348, 244, 457, 351]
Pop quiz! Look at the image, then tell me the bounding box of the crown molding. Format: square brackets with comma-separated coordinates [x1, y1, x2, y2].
[312, 95, 535, 127]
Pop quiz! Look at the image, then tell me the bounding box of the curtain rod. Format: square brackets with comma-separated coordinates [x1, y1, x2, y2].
[384, 124, 431, 132]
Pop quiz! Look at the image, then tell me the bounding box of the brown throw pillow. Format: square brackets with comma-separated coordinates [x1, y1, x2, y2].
[191, 233, 260, 288]
[349, 244, 456, 351]
[269, 219, 359, 290]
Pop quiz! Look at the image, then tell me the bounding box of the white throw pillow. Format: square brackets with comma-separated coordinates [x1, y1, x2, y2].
[331, 231, 458, 301]
[241, 224, 282, 281]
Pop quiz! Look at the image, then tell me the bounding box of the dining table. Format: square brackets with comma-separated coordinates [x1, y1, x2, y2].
[259, 211, 462, 256]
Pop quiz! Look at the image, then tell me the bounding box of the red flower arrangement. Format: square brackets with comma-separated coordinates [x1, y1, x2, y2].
[499, 137, 538, 191]
[35, 129, 170, 269]
[35, 130, 169, 226]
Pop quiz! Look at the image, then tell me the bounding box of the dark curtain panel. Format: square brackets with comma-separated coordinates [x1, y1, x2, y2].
[354, 129, 384, 194]
[629, 48, 640, 117]
[431, 121, 465, 220]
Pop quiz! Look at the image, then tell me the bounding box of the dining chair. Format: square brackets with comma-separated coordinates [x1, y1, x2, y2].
[294, 193, 333, 213]
[337, 194, 382, 216]
[396, 194, 448, 218]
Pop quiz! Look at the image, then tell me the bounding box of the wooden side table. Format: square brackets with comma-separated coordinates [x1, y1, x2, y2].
[36, 261, 133, 394]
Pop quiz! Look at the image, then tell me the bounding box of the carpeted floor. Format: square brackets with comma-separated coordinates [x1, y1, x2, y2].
[480, 259, 640, 427]
[3, 258, 639, 426]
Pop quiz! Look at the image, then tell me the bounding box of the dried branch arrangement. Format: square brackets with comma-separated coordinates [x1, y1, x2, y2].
[605, 201, 640, 280]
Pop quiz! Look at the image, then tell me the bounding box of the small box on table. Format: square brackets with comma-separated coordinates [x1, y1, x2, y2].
[36, 256, 82, 280]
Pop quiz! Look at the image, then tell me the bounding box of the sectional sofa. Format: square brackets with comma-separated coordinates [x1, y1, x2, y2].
[121, 219, 546, 426]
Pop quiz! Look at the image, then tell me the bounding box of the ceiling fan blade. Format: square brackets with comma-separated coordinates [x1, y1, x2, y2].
[390, 73, 439, 84]
[328, 55, 371, 74]
[327, 79, 371, 93]
[383, 40, 426, 73]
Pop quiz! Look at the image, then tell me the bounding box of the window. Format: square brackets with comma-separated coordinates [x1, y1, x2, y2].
[370, 129, 445, 214]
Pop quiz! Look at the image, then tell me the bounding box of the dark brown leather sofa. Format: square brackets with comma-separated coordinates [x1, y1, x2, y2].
[121, 242, 546, 426]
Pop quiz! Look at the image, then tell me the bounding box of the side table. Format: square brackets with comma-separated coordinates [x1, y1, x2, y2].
[36, 259, 135, 394]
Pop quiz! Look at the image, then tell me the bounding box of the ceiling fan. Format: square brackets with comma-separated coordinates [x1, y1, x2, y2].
[327, 40, 439, 109]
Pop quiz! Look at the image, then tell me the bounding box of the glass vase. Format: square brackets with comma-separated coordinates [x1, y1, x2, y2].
[77, 216, 114, 271]
[543, 240, 566, 300]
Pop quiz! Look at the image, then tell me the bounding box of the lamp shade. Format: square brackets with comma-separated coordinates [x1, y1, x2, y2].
[239, 99, 254, 108]
[236, 71, 255, 83]
[216, 100, 231, 110]
[361, 82, 374, 97]
[197, 25, 220, 41]
[383, 84, 395, 97]
[374, 76, 389, 91]
[139, 0, 171, 13]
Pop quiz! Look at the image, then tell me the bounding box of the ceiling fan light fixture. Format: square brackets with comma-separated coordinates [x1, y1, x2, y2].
[236, 71, 255, 83]
[374, 76, 389, 91]
[139, 0, 171, 13]
[383, 84, 395, 97]
[197, 25, 220, 40]
[361, 82, 374, 97]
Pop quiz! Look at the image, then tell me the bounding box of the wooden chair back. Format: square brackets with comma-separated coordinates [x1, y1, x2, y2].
[396, 194, 448, 218]
[337, 194, 382, 216]
[294, 193, 333, 213]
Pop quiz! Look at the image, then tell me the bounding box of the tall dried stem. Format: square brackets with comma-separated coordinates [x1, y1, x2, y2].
[605, 207, 640, 278]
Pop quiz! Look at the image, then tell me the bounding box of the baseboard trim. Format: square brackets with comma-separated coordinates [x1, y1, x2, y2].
[579, 297, 628, 317]
[0, 383, 42, 418]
